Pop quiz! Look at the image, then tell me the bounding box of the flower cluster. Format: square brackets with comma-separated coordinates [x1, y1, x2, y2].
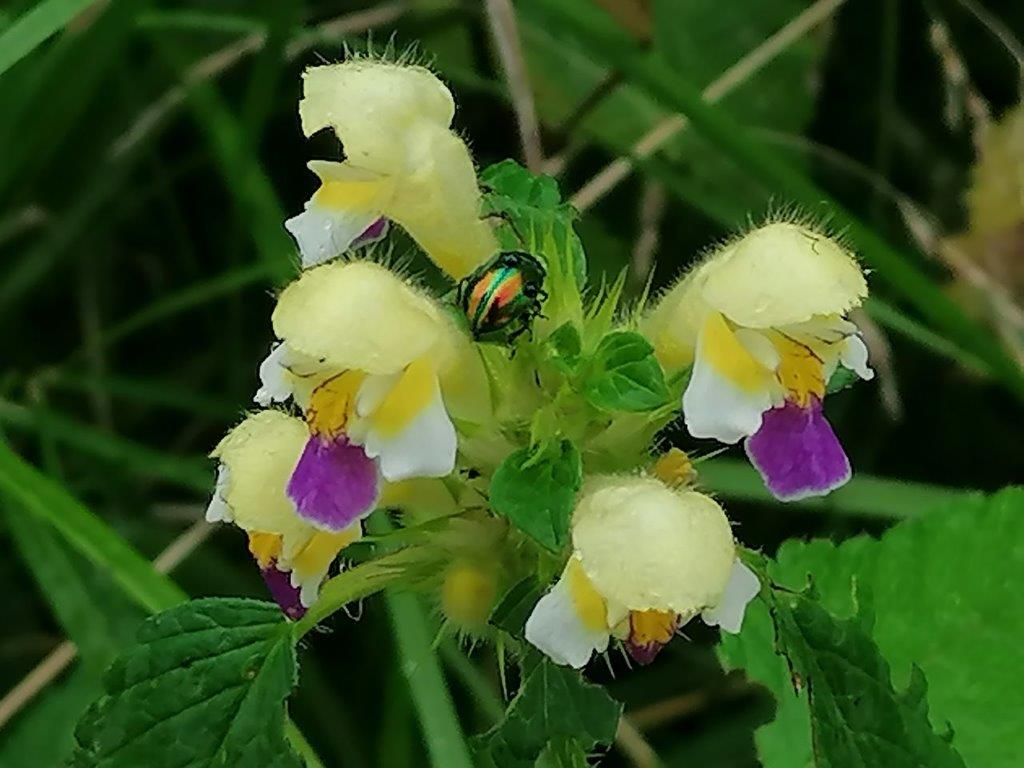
[206, 58, 873, 669]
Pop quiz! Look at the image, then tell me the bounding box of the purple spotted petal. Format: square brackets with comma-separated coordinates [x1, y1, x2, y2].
[744, 397, 851, 502]
[287, 436, 379, 530]
[351, 217, 389, 249]
[261, 566, 305, 620]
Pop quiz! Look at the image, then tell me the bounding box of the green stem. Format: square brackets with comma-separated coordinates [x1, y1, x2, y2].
[285, 719, 326, 768]
[292, 548, 428, 639]
[384, 591, 475, 768]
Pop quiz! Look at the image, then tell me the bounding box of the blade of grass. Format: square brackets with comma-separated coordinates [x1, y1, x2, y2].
[3, 502, 137, 671]
[864, 297, 992, 376]
[698, 457, 977, 518]
[0, 0, 100, 76]
[150, 39, 294, 284]
[0, 398, 211, 492]
[134, 9, 266, 36]
[363, 516, 473, 768]
[85, 262, 275, 354]
[523, 0, 1024, 402]
[42, 370, 239, 419]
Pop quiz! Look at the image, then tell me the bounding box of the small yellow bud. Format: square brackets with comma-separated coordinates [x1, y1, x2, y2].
[441, 561, 498, 631]
[653, 448, 695, 487]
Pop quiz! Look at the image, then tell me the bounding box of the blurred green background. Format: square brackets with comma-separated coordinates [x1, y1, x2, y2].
[0, 0, 1021, 765]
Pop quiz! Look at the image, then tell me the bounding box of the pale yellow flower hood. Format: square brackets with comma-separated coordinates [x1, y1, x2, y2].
[571, 476, 735, 617]
[295, 60, 496, 278]
[272, 261, 461, 376]
[641, 222, 867, 368]
[210, 410, 311, 557]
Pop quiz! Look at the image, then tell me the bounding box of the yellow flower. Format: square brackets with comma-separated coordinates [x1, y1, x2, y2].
[285, 60, 496, 278]
[256, 261, 492, 485]
[640, 223, 873, 501]
[525, 476, 756, 668]
[207, 410, 362, 612]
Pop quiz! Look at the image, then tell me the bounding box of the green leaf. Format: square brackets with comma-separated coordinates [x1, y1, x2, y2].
[0, 0, 100, 78]
[719, 488, 1024, 767]
[579, 331, 669, 412]
[490, 577, 543, 636]
[476, 658, 622, 768]
[490, 440, 582, 552]
[534, 737, 591, 768]
[824, 364, 860, 395]
[765, 586, 965, 768]
[482, 159, 563, 209]
[480, 161, 587, 307]
[545, 323, 582, 371]
[70, 598, 303, 768]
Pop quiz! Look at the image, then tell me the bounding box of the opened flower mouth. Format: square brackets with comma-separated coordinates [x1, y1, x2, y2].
[642, 222, 873, 501]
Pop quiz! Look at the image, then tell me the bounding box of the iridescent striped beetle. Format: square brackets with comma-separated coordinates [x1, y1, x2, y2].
[456, 250, 547, 343]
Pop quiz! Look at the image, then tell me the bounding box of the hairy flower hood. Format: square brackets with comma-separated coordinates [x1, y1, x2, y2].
[642, 222, 867, 368]
[272, 260, 461, 376]
[210, 410, 313, 557]
[294, 60, 495, 278]
[571, 476, 736, 617]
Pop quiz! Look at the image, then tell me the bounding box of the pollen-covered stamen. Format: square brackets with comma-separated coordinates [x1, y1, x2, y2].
[625, 609, 680, 665]
[653, 448, 695, 487]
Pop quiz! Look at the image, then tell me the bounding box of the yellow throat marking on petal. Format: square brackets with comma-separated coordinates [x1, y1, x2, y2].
[306, 371, 366, 439]
[312, 179, 385, 212]
[566, 558, 608, 632]
[291, 527, 361, 580]
[248, 531, 284, 568]
[628, 609, 678, 646]
[653, 448, 695, 487]
[772, 333, 825, 407]
[368, 357, 437, 438]
[700, 312, 772, 393]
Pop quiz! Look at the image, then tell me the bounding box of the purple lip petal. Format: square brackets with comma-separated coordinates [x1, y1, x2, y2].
[744, 397, 851, 502]
[260, 566, 306, 620]
[351, 217, 389, 249]
[287, 436, 379, 530]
